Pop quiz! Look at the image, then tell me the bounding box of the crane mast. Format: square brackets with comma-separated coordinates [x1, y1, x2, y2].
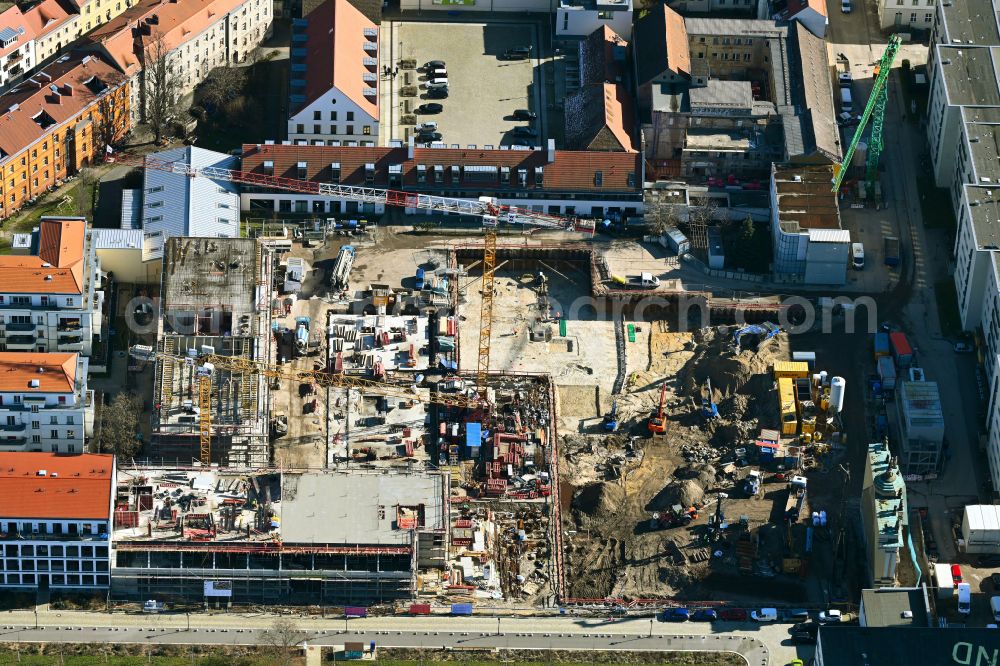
[831, 35, 902, 194]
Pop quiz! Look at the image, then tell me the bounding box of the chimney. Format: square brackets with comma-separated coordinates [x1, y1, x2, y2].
[546, 138, 556, 164]
[407, 136, 414, 160]
[63, 83, 73, 96]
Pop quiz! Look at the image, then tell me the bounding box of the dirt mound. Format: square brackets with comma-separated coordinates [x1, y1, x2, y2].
[680, 324, 787, 399]
[572, 482, 625, 519]
[647, 478, 705, 511]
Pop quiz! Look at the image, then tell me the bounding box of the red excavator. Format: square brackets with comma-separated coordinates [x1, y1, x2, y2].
[648, 382, 668, 434]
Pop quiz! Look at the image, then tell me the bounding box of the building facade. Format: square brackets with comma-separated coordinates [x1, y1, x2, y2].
[239, 141, 643, 219]
[0, 53, 130, 221]
[0, 352, 93, 453]
[2, 218, 104, 356]
[287, 0, 378, 145]
[0, 6, 37, 92]
[0, 452, 114, 591]
[555, 0, 633, 41]
[24, 0, 79, 66]
[878, 0, 936, 33]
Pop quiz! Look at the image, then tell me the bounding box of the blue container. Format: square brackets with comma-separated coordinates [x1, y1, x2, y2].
[451, 603, 473, 616]
[874, 332, 890, 358]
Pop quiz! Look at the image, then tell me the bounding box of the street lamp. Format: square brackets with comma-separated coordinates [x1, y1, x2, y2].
[186, 611, 190, 631]
[34, 608, 38, 630]
[496, 617, 500, 636]
[648, 618, 652, 638]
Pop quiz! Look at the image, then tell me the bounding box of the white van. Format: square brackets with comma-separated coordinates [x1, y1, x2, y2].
[991, 596, 1000, 622]
[958, 583, 972, 615]
[426, 78, 449, 89]
[751, 608, 777, 622]
[852, 242, 865, 269]
[840, 87, 853, 113]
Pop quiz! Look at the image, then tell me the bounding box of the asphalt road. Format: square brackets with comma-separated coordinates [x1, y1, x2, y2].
[0, 610, 812, 666]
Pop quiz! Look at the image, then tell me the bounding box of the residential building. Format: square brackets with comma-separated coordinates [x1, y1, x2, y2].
[0, 452, 114, 591]
[24, 0, 78, 65]
[666, 0, 760, 15]
[564, 26, 635, 152]
[895, 378, 945, 476]
[0, 5, 36, 91]
[860, 442, 912, 588]
[287, 0, 378, 145]
[399, 0, 550, 13]
[150, 236, 273, 467]
[66, 0, 138, 38]
[1, 218, 104, 356]
[859, 588, 931, 627]
[89, 228, 161, 284]
[778, 0, 827, 38]
[555, 0, 633, 41]
[0, 352, 93, 453]
[815, 627, 1000, 666]
[878, 0, 936, 33]
[633, 3, 691, 117]
[83, 0, 272, 124]
[112, 467, 447, 604]
[0, 53, 130, 220]
[239, 141, 644, 219]
[769, 163, 849, 285]
[133, 146, 241, 258]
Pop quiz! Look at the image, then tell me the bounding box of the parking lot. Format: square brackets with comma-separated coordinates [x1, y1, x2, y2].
[383, 20, 547, 148]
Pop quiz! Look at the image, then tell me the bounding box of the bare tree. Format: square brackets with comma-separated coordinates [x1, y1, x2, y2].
[260, 617, 307, 666]
[72, 167, 95, 217]
[141, 34, 181, 143]
[98, 392, 143, 458]
[94, 73, 128, 162]
[686, 197, 719, 252]
[198, 65, 247, 118]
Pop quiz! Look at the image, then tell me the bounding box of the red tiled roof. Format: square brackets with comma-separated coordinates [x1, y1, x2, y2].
[786, 0, 827, 19]
[564, 83, 635, 152]
[300, 0, 378, 119]
[580, 25, 626, 86]
[24, 0, 77, 41]
[0, 53, 122, 161]
[0, 5, 35, 59]
[0, 352, 77, 392]
[0, 452, 113, 520]
[241, 143, 640, 193]
[0, 218, 86, 294]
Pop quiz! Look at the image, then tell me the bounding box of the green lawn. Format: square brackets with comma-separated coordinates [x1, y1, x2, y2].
[935, 278, 963, 338]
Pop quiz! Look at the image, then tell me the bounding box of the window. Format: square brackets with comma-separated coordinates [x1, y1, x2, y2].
[218, 217, 230, 224]
[330, 111, 337, 120]
[329, 125, 337, 134]
[67, 444, 75, 453]
[347, 112, 354, 121]
[148, 200, 162, 208]
[924, 12, 932, 21]
[346, 125, 354, 134]
[31, 421, 38, 430]
[313, 110, 321, 120]
[562, 12, 568, 30]
[148, 185, 163, 193]
[66, 430, 75, 439]
[594, 171, 603, 187]
[363, 125, 371, 135]
[50, 430, 58, 438]
[296, 124, 304, 134]
[910, 11, 916, 21]
[313, 124, 321, 134]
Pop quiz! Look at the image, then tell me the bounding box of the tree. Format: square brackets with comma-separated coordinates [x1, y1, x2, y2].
[94, 73, 128, 162]
[141, 35, 181, 143]
[260, 618, 307, 666]
[98, 392, 142, 458]
[198, 65, 247, 117]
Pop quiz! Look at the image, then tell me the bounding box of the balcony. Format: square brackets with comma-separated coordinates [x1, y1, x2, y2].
[57, 319, 82, 332]
[4, 321, 36, 332]
[0, 422, 26, 432]
[57, 336, 84, 351]
[5, 334, 36, 350]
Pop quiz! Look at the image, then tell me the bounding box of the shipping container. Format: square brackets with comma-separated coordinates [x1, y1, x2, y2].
[890, 332, 913, 367]
[934, 563, 955, 600]
[874, 332, 890, 358]
[451, 603, 473, 616]
[884, 236, 900, 267]
[409, 603, 432, 615]
[791, 351, 816, 369]
[773, 361, 811, 379]
[344, 606, 367, 618]
[877, 355, 896, 391]
[665, 227, 690, 255]
[466, 422, 482, 455]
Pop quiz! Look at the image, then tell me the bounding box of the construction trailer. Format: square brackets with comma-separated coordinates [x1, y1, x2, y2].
[112, 467, 449, 605]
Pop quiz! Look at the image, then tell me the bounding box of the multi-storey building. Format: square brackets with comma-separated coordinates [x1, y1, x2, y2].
[0, 53, 130, 220]
[0, 5, 37, 91]
[287, 0, 378, 146]
[555, 0, 633, 41]
[0, 452, 114, 591]
[24, 0, 79, 65]
[2, 217, 104, 356]
[239, 141, 643, 219]
[83, 0, 272, 123]
[0, 352, 93, 452]
[878, 0, 936, 33]
[564, 26, 635, 152]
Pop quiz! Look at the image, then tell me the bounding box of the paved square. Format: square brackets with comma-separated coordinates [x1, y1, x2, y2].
[382, 21, 547, 148]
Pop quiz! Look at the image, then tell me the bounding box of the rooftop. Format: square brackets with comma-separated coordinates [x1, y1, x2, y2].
[939, 46, 1000, 107]
[786, 21, 840, 162]
[241, 143, 641, 194]
[966, 122, 1000, 182]
[966, 186, 1000, 250]
[0, 217, 86, 294]
[772, 163, 841, 231]
[634, 3, 689, 86]
[280, 470, 447, 545]
[563, 82, 635, 152]
[964, 504, 1000, 532]
[23, 0, 76, 41]
[91, 228, 144, 250]
[579, 25, 627, 87]
[0, 352, 77, 392]
[683, 17, 788, 38]
[161, 236, 261, 319]
[0, 452, 114, 521]
[0, 54, 122, 163]
[816, 627, 1000, 666]
[295, 0, 378, 118]
[938, 0, 1000, 46]
[685, 130, 751, 151]
[688, 79, 753, 112]
[0, 5, 32, 59]
[860, 588, 930, 628]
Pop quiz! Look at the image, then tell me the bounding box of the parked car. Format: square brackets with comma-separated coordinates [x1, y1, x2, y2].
[423, 60, 446, 70]
[750, 608, 777, 622]
[691, 609, 718, 622]
[718, 608, 748, 621]
[783, 609, 810, 622]
[513, 126, 538, 137]
[415, 132, 443, 143]
[839, 72, 853, 87]
[502, 46, 531, 60]
[417, 103, 443, 114]
[841, 0, 851, 12]
[818, 609, 843, 624]
[663, 607, 690, 622]
[954, 342, 974, 353]
[952, 564, 964, 584]
[426, 78, 449, 89]
[426, 87, 449, 99]
[791, 622, 819, 644]
[512, 109, 537, 120]
[414, 121, 438, 132]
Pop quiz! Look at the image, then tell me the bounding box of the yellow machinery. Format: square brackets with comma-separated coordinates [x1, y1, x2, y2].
[778, 377, 798, 435]
[772, 361, 810, 380]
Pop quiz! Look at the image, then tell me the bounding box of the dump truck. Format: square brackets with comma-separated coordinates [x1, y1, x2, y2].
[743, 469, 762, 497]
[785, 476, 808, 522]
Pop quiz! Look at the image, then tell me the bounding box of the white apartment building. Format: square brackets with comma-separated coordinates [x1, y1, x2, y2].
[0, 352, 93, 453]
[24, 0, 79, 65]
[0, 6, 37, 92]
[3, 218, 104, 356]
[0, 452, 114, 590]
[287, 0, 378, 146]
[556, 0, 633, 40]
[878, 0, 936, 32]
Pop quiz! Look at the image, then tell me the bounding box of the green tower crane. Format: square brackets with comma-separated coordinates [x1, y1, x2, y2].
[831, 35, 902, 195]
